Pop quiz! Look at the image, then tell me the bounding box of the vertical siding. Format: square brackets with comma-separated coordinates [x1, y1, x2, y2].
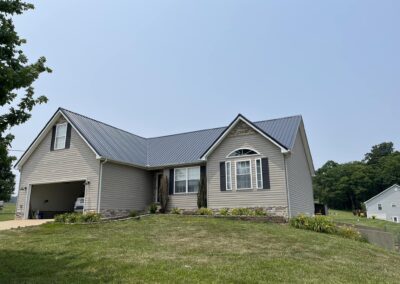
[207, 123, 288, 212]
[286, 131, 314, 217]
[16, 122, 100, 218]
[162, 168, 198, 210]
[100, 162, 153, 211]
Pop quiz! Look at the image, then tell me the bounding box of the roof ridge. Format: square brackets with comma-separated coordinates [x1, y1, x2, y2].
[60, 108, 147, 140]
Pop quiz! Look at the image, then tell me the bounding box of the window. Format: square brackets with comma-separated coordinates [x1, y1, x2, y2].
[392, 203, 397, 208]
[256, 159, 263, 189]
[226, 162, 232, 190]
[228, 148, 259, 157]
[236, 160, 252, 189]
[393, 216, 399, 223]
[174, 167, 200, 194]
[378, 204, 382, 211]
[55, 123, 67, 150]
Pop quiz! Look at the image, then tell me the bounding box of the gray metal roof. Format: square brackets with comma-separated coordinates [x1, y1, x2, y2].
[61, 108, 302, 168]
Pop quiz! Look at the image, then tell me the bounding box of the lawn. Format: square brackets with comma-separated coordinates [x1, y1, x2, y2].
[0, 216, 400, 283]
[0, 203, 15, 221]
[329, 209, 400, 233]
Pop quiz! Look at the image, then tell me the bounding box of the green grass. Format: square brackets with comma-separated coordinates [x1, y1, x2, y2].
[0, 215, 400, 283]
[0, 203, 15, 221]
[329, 210, 400, 233]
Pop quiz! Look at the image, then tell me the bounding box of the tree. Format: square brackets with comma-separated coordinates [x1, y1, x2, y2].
[364, 142, 394, 165]
[197, 174, 207, 209]
[0, 0, 51, 201]
[159, 175, 169, 213]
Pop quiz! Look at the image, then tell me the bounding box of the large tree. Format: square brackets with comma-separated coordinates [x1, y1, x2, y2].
[0, 0, 51, 201]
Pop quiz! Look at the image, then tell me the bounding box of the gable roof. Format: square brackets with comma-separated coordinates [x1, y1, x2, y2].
[364, 184, 400, 204]
[16, 108, 306, 169]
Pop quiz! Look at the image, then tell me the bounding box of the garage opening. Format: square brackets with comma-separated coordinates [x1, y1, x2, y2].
[29, 181, 86, 219]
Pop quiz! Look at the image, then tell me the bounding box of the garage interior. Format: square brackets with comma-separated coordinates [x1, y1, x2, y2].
[29, 181, 85, 219]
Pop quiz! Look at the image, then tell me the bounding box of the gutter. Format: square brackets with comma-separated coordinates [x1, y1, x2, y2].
[97, 158, 108, 213]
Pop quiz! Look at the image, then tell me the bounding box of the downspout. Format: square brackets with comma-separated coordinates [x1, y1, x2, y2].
[97, 158, 108, 213]
[284, 154, 292, 219]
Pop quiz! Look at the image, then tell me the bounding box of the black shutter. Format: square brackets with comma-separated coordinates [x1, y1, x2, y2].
[200, 165, 206, 179]
[262, 158, 270, 189]
[169, 169, 174, 195]
[50, 125, 56, 151]
[65, 123, 72, 149]
[220, 162, 226, 191]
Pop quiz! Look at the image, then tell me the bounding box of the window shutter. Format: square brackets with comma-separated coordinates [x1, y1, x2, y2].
[50, 125, 56, 151]
[65, 123, 72, 149]
[220, 162, 226, 191]
[262, 158, 270, 189]
[169, 169, 174, 195]
[200, 165, 206, 179]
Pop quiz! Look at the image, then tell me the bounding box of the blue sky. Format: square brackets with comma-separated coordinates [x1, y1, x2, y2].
[9, 0, 400, 170]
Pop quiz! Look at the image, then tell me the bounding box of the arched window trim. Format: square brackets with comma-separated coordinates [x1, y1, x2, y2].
[226, 148, 260, 158]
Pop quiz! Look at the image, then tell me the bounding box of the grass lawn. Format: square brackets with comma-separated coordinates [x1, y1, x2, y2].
[0, 216, 400, 283]
[329, 209, 400, 233]
[0, 203, 16, 221]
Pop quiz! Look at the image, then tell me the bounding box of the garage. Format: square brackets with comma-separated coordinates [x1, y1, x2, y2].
[28, 181, 86, 219]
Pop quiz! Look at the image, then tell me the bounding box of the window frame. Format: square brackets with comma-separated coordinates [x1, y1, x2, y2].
[173, 166, 200, 194]
[226, 148, 260, 159]
[54, 123, 68, 150]
[235, 159, 253, 190]
[255, 158, 263, 189]
[225, 161, 232, 191]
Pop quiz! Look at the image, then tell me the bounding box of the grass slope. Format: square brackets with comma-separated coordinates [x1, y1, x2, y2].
[0, 203, 15, 221]
[330, 210, 400, 233]
[0, 215, 400, 283]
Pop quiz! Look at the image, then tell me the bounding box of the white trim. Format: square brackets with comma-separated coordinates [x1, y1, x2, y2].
[225, 161, 232, 190]
[365, 184, 400, 204]
[54, 122, 68, 150]
[255, 158, 263, 189]
[97, 159, 108, 213]
[201, 116, 289, 161]
[173, 166, 200, 194]
[235, 159, 253, 190]
[23, 185, 32, 220]
[284, 155, 292, 217]
[226, 148, 260, 159]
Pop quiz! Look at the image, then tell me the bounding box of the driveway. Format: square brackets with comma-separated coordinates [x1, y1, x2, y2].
[0, 219, 53, 231]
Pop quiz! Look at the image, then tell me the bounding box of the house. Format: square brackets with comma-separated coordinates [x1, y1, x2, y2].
[15, 108, 315, 219]
[365, 184, 400, 223]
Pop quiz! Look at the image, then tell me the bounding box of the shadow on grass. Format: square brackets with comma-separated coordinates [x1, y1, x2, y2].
[0, 249, 109, 282]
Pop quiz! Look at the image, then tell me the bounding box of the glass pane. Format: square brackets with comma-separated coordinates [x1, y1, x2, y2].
[230, 149, 257, 157]
[175, 168, 186, 181]
[237, 161, 250, 175]
[188, 167, 200, 180]
[226, 162, 231, 190]
[175, 180, 186, 193]
[256, 160, 262, 188]
[55, 137, 66, 149]
[56, 124, 67, 138]
[188, 180, 199, 193]
[237, 174, 251, 189]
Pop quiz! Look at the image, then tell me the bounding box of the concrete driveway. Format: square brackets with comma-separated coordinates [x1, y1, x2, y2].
[0, 219, 53, 231]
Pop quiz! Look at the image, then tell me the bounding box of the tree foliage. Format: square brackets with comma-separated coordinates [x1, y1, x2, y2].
[314, 143, 400, 210]
[0, 0, 51, 201]
[197, 174, 207, 209]
[159, 175, 169, 213]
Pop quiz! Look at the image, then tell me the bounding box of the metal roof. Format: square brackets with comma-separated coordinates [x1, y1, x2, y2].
[60, 108, 302, 168]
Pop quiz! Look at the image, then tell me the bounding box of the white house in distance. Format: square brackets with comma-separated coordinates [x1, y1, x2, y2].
[365, 184, 400, 223]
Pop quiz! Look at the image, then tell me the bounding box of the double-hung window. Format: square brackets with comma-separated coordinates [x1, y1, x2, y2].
[174, 167, 200, 194]
[256, 158, 263, 189]
[55, 123, 68, 150]
[378, 204, 382, 211]
[236, 160, 252, 189]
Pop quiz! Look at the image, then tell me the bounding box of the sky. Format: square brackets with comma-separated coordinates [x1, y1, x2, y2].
[8, 0, 400, 177]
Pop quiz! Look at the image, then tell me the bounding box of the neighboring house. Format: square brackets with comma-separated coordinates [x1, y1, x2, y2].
[365, 184, 400, 223]
[15, 108, 315, 219]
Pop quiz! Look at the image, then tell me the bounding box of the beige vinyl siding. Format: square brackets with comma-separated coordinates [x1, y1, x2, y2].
[162, 169, 198, 210]
[207, 124, 288, 212]
[286, 130, 314, 217]
[100, 162, 153, 211]
[16, 122, 100, 217]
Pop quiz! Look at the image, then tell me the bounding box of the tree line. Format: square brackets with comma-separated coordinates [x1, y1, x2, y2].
[313, 142, 400, 210]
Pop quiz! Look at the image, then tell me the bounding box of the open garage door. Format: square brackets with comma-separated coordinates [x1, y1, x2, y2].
[29, 181, 86, 219]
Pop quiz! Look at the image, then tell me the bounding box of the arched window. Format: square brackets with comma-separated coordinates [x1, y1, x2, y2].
[228, 148, 259, 157]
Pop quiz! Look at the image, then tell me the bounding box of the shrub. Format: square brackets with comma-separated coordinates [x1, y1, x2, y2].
[54, 212, 101, 224]
[196, 208, 213, 215]
[336, 225, 364, 241]
[290, 215, 336, 234]
[372, 215, 376, 220]
[159, 175, 169, 213]
[171, 208, 182, 215]
[254, 207, 267, 216]
[149, 203, 158, 214]
[129, 210, 138, 217]
[219, 208, 229, 216]
[231, 207, 255, 216]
